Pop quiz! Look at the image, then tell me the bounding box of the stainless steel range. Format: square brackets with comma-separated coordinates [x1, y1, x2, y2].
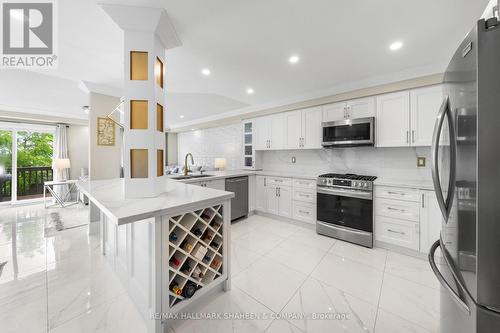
[316, 173, 377, 248]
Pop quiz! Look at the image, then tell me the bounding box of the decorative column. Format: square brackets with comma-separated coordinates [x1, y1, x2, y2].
[101, 5, 181, 197]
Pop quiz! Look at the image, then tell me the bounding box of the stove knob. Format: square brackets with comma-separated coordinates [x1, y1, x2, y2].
[363, 183, 368, 188]
[353, 181, 357, 187]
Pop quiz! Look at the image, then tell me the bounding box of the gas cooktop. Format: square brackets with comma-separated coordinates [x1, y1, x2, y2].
[317, 173, 377, 190]
[318, 173, 377, 181]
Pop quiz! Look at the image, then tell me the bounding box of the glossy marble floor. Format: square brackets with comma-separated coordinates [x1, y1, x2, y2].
[0, 203, 440, 333]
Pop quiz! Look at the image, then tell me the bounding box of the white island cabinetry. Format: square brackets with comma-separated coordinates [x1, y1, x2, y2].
[77, 179, 234, 333]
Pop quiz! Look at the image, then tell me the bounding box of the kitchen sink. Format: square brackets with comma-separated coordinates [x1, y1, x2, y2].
[171, 174, 214, 180]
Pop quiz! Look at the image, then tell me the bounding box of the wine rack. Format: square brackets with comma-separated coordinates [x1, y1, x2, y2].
[168, 204, 224, 308]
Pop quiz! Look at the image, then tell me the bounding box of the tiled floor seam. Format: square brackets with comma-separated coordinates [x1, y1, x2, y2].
[267, 247, 332, 333]
[382, 270, 440, 291]
[372, 248, 388, 333]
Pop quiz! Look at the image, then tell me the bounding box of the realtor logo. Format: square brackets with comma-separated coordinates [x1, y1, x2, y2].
[1, 0, 57, 68]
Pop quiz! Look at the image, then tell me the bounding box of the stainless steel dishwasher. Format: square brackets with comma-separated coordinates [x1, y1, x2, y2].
[225, 176, 248, 221]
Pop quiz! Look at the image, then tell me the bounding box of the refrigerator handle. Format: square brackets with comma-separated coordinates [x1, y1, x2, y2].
[429, 240, 470, 315]
[431, 96, 457, 222]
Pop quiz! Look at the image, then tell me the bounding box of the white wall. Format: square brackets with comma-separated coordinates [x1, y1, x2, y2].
[89, 92, 121, 180]
[177, 123, 243, 170]
[67, 125, 89, 180]
[259, 147, 431, 181]
[167, 132, 178, 165]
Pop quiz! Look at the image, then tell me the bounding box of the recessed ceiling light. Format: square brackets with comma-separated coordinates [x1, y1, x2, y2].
[191, 128, 195, 131]
[389, 41, 403, 51]
[289, 55, 300, 64]
[201, 68, 211, 76]
[179, 115, 185, 119]
[246, 88, 254, 95]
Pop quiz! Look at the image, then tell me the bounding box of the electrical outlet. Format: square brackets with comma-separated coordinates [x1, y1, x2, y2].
[291, 156, 296, 164]
[417, 157, 426, 167]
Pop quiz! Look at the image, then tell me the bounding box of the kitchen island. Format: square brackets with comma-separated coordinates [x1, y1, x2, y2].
[77, 178, 234, 333]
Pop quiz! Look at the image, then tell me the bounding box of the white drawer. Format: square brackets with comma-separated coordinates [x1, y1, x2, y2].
[375, 198, 420, 222]
[293, 178, 316, 189]
[375, 216, 420, 251]
[268, 177, 292, 187]
[293, 202, 315, 224]
[375, 186, 420, 202]
[292, 188, 315, 203]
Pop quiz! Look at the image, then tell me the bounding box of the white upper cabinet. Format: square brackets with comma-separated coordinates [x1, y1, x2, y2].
[255, 117, 269, 150]
[255, 114, 284, 150]
[322, 101, 346, 122]
[322, 97, 375, 122]
[410, 85, 443, 146]
[376, 91, 411, 147]
[285, 107, 322, 150]
[284, 111, 302, 149]
[269, 113, 285, 150]
[376, 85, 442, 148]
[347, 97, 376, 119]
[301, 107, 322, 149]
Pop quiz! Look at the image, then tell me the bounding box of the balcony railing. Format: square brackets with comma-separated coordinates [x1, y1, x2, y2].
[0, 166, 53, 202]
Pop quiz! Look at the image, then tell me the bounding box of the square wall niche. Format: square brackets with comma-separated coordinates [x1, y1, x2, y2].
[157, 149, 164, 176]
[130, 149, 148, 178]
[156, 103, 164, 132]
[130, 51, 148, 80]
[130, 100, 148, 129]
[155, 57, 164, 88]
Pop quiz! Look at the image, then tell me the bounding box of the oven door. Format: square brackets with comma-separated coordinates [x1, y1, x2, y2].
[322, 117, 374, 147]
[317, 186, 373, 232]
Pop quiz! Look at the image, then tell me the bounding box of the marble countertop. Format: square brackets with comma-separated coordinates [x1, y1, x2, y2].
[77, 178, 234, 225]
[166, 169, 318, 182]
[374, 178, 435, 190]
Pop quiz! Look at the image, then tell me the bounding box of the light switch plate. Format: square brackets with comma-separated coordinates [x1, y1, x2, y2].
[417, 157, 426, 167]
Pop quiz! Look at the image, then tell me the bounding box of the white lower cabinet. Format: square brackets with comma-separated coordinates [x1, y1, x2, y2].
[266, 186, 279, 215]
[255, 175, 295, 219]
[292, 178, 317, 224]
[256, 175, 267, 212]
[375, 185, 441, 254]
[191, 179, 225, 190]
[277, 186, 292, 218]
[248, 175, 256, 212]
[419, 190, 442, 254]
[293, 201, 315, 223]
[375, 216, 420, 251]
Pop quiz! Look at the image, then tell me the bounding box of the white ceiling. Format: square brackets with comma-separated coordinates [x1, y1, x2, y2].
[0, 0, 490, 128]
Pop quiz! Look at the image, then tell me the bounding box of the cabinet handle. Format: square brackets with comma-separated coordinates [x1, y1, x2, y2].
[412, 130, 415, 143]
[387, 207, 405, 213]
[422, 193, 425, 208]
[343, 107, 347, 119]
[264, 178, 266, 187]
[278, 187, 281, 197]
[388, 229, 405, 235]
[346, 105, 350, 118]
[406, 131, 409, 144]
[387, 191, 405, 196]
[275, 187, 278, 197]
[298, 210, 309, 215]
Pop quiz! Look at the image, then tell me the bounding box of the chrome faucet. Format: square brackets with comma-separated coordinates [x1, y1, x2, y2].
[183, 153, 194, 176]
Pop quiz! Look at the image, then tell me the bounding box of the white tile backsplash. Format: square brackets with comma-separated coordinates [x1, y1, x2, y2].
[177, 123, 431, 182]
[177, 123, 243, 170]
[259, 146, 432, 181]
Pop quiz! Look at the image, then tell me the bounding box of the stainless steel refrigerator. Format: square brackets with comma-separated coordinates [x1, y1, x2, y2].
[428, 14, 500, 333]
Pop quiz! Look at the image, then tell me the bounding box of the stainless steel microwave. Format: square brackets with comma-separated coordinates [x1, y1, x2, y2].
[321, 117, 375, 147]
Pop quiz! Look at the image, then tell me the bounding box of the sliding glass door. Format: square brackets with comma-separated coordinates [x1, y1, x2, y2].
[0, 130, 13, 202]
[0, 123, 55, 203]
